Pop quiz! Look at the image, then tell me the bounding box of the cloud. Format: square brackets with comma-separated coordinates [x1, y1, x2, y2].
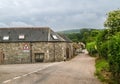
[0, 23, 8, 27]
[0, 0, 119, 31]
[9, 22, 33, 27]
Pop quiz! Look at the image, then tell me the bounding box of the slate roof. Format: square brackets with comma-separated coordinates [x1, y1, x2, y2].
[0, 27, 72, 43]
[57, 33, 72, 43]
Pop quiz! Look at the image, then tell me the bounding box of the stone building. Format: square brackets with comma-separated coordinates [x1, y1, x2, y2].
[0, 27, 73, 64]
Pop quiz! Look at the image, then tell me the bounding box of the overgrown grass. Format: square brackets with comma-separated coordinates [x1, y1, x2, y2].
[95, 58, 110, 82]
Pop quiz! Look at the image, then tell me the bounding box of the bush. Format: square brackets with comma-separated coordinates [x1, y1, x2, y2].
[108, 33, 120, 72]
[95, 58, 109, 82]
[98, 41, 109, 59]
[86, 42, 97, 56]
[96, 30, 110, 59]
[107, 33, 120, 83]
[95, 10, 120, 83]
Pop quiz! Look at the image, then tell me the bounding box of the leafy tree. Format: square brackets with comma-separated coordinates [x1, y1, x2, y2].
[104, 10, 120, 32]
[66, 28, 101, 44]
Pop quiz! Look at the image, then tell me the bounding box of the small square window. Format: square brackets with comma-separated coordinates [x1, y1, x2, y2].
[3, 36, 9, 40]
[52, 35, 58, 40]
[19, 35, 25, 39]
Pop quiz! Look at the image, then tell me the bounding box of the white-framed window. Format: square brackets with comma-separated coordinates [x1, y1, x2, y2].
[19, 34, 25, 39]
[52, 35, 58, 40]
[3, 36, 9, 40]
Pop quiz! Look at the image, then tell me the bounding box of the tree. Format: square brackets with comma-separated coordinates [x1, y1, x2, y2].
[104, 9, 120, 32]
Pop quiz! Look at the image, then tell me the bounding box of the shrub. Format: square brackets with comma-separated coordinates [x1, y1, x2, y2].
[108, 33, 120, 72]
[107, 33, 120, 83]
[86, 42, 97, 56]
[95, 58, 109, 82]
[96, 30, 110, 59]
[98, 41, 109, 59]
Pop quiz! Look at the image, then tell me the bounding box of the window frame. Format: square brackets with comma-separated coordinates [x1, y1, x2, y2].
[52, 35, 58, 40]
[3, 36, 9, 40]
[19, 34, 25, 40]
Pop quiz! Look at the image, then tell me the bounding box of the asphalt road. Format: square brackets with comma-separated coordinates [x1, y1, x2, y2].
[1, 53, 101, 84]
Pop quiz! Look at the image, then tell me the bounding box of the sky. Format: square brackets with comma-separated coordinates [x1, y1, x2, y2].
[0, 0, 120, 31]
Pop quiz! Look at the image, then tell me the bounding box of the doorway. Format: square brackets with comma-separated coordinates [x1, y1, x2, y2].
[66, 48, 69, 58]
[35, 53, 44, 62]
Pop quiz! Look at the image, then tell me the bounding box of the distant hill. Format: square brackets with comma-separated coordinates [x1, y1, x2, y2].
[58, 28, 103, 34]
[58, 29, 80, 34]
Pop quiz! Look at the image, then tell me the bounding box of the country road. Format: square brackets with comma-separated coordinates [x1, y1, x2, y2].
[0, 53, 101, 84]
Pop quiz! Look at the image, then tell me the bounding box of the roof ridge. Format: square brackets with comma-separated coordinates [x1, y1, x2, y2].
[0, 27, 50, 30]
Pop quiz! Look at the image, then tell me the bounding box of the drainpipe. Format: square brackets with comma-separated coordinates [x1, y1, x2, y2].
[30, 42, 32, 63]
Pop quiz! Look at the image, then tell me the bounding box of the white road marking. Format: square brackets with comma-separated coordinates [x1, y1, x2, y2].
[28, 72, 34, 75]
[32, 70, 39, 73]
[22, 74, 28, 77]
[2, 62, 62, 84]
[13, 76, 21, 80]
[3, 79, 11, 83]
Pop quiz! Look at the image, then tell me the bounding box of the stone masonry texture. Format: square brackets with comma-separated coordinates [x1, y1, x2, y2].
[0, 42, 73, 64]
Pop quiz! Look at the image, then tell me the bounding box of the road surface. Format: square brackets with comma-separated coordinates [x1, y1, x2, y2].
[0, 53, 101, 84]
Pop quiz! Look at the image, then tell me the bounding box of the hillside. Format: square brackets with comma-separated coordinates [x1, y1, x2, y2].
[58, 29, 80, 34]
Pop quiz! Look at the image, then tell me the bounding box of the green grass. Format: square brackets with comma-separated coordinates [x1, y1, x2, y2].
[95, 58, 109, 82]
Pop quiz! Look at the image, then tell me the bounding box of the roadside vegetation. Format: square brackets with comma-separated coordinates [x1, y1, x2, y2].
[66, 9, 120, 84]
[95, 58, 109, 82]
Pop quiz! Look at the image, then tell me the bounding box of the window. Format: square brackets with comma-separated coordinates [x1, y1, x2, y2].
[19, 35, 25, 39]
[35, 53, 44, 62]
[3, 36, 9, 40]
[52, 35, 58, 40]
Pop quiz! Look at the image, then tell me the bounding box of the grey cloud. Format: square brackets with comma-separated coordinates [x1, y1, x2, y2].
[9, 21, 33, 27]
[0, 0, 120, 31]
[0, 23, 8, 27]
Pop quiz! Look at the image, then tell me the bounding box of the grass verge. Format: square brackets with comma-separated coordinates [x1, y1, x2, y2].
[95, 58, 110, 83]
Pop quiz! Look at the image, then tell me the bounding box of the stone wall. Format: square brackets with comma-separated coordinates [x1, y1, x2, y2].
[0, 49, 4, 64]
[48, 42, 73, 61]
[0, 43, 30, 64]
[67, 43, 73, 58]
[0, 42, 73, 64]
[32, 42, 49, 62]
[49, 42, 66, 62]
[32, 42, 73, 62]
